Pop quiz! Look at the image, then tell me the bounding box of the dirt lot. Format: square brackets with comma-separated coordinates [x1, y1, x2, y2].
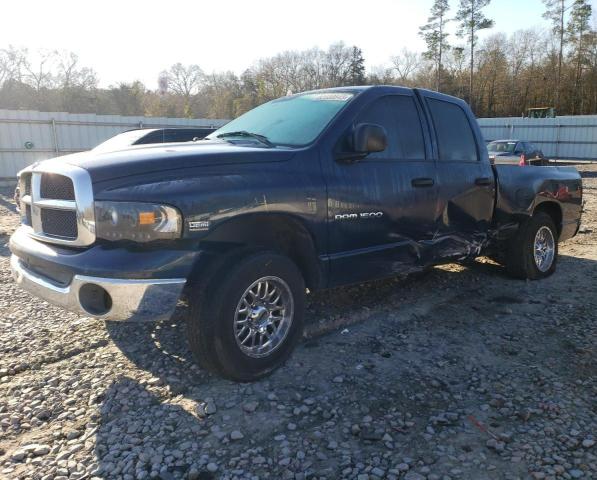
[0, 166, 595, 480]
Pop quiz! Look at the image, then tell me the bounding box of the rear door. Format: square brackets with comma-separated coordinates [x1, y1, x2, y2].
[418, 91, 496, 261]
[325, 93, 438, 285]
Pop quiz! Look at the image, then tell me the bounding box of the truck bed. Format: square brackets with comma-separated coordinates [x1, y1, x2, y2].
[493, 164, 583, 241]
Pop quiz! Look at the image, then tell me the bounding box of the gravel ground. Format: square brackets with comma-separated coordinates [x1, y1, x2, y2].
[0, 166, 595, 480]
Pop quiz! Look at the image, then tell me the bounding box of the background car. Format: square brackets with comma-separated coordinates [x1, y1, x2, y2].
[487, 139, 548, 166]
[92, 127, 217, 153]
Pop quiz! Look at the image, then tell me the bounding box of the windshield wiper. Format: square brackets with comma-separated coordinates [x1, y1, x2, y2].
[216, 130, 274, 147]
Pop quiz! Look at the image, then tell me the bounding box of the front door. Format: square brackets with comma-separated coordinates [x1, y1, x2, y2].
[325, 94, 439, 286]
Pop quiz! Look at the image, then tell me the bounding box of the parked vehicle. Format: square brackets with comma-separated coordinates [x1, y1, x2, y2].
[487, 139, 548, 166]
[92, 127, 218, 153]
[10, 86, 582, 381]
[526, 107, 556, 118]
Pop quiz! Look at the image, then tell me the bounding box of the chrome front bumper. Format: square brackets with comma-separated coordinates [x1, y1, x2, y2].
[10, 255, 186, 322]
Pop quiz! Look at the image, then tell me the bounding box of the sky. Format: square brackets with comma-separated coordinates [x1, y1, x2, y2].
[2, 0, 596, 88]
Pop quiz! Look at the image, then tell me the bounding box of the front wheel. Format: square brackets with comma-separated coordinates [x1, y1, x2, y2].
[187, 251, 305, 381]
[504, 212, 558, 279]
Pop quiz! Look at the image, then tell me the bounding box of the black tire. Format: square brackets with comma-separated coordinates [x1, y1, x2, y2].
[504, 212, 558, 280]
[187, 251, 305, 382]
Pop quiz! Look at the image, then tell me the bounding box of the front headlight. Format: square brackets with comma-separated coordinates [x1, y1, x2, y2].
[95, 201, 182, 242]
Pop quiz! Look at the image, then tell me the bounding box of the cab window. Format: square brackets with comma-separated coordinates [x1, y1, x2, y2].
[355, 95, 426, 161]
[428, 99, 478, 162]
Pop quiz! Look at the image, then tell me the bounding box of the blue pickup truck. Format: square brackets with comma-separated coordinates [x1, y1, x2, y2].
[10, 86, 582, 381]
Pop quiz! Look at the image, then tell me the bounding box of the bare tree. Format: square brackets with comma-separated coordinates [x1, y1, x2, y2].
[323, 42, 352, 87]
[161, 63, 204, 97]
[390, 49, 422, 84]
[0, 46, 27, 86]
[56, 51, 98, 89]
[159, 63, 204, 117]
[23, 49, 58, 91]
[299, 48, 327, 90]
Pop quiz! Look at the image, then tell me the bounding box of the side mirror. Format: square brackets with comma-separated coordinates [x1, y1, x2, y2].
[336, 123, 387, 163]
[352, 123, 387, 154]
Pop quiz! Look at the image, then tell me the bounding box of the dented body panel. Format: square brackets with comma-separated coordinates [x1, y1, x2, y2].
[9, 86, 583, 317]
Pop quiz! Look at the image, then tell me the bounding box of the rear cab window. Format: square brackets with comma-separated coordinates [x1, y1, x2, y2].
[427, 99, 478, 162]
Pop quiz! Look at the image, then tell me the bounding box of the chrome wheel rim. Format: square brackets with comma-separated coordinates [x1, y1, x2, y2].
[234, 276, 294, 358]
[534, 226, 555, 272]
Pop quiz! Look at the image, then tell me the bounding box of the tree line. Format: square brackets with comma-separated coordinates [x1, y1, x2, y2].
[0, 0, 595, 119]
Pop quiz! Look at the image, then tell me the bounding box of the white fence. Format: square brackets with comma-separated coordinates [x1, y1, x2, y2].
[477, 115, 597, 161]
[0, 109, 228, 179]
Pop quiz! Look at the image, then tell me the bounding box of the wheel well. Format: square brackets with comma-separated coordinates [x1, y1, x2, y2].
[534, 202, 562, 236]
[200, 214, 323, 290]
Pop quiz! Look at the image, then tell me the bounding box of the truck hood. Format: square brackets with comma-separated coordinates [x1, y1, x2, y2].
[38, 141, 296, 183]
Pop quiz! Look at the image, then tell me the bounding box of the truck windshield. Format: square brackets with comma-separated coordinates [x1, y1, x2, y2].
[487, 141, 517, 153]
[207, 91, 355, 147]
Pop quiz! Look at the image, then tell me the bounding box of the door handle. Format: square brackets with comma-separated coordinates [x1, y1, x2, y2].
[475, 177, 492, 186]
[411, 177, 434, 187]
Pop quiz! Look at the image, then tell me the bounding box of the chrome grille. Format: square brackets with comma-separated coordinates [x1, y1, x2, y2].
[40, 173, 75, 200]
[23, 173, 32, 196]
[18, 162, 95, 246]
[41, 209, 78, 239]
[25, 205, 32, 226]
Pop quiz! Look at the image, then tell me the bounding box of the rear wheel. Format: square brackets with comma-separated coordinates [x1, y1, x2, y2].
[504, 212, 558, 279]
[187, 251, 305, 381]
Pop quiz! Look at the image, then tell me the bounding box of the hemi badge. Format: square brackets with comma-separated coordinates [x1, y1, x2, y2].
[188, 220, 210, 231]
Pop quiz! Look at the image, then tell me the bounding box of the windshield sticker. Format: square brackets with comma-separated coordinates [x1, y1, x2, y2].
[304, 92, 353, 102]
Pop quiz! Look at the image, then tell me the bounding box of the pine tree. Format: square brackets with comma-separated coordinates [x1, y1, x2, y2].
[455, 0, 494, 108]
[419, 0, 451, 91]
[542, 0, 570, 109]
[567, 0, 593, 113]
[348, 46, 366, 86]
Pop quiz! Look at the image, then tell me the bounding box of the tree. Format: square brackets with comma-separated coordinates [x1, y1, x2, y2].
[108, 81, 146, 116]
[23, 49, 58, 91]
[2, 37, 597, 118]
[0, 46, 27, 86]
[566, 0, 593, 113]
[348, 46, 366, 85]
[419, 0, 451, 91]
[159, 63, 204, 117]
[323, 42, 353, 87]
[455, 0, 494, 107]
[390, 49, 422, 84]
[56, 51, 97, 89]
[542, 0, 571, 108]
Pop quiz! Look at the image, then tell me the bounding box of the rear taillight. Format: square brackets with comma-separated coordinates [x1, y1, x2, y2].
[519, 154, 526, 166]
